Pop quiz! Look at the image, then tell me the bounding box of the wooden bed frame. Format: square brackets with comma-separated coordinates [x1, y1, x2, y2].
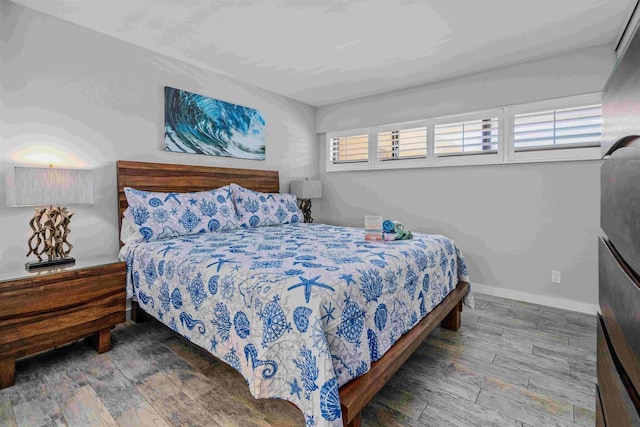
[116, 160, 469, 427]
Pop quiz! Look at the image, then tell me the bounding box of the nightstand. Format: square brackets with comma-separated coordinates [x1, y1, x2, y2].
[0, 257, 126, 389]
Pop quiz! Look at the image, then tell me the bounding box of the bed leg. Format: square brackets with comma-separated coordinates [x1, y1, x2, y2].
[441, 301, 462, 331]
[89, 328, 112, 353]
[344, 413, 362, 427]
[130, 300, 148, 323]
[0, 357, 15, 389]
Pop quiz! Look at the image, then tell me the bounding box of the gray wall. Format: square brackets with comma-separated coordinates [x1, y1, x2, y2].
[0, 1, 317, 271]
[315, 46, 615, 306]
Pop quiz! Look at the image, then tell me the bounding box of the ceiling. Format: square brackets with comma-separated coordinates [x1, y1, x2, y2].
[11, 0, 636, 107]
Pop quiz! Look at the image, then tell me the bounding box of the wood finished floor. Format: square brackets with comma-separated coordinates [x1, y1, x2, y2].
[0, 293, 597, 427]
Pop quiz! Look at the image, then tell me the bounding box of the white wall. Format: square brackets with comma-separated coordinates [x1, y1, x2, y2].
[315, 46, 616, 308]
[0, 1, 317, 272]
[317, 45, 614, 132]
[0, 0, 614, 310]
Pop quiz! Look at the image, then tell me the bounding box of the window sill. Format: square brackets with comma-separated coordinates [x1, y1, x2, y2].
[326, 147, 602, 172]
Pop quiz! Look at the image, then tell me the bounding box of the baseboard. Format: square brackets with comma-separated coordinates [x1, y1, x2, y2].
[470, 282, 598, 315]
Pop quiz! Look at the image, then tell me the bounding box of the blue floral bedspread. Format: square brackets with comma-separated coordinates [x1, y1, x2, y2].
[120, 223, 470, 427]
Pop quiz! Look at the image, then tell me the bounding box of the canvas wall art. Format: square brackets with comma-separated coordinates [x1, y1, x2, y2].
[164, 86, 266, 160]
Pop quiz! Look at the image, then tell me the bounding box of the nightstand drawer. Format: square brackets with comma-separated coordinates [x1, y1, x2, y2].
[0, 260, 126, 388]
[0, 290, 125, 358]
[0, 263, 125, 319]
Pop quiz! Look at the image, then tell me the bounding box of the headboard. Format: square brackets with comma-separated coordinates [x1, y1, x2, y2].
[116, 160, 280, 229]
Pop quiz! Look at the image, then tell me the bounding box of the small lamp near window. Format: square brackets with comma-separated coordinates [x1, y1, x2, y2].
[9, 165, 94, 271]
[290, 179, 322, 224]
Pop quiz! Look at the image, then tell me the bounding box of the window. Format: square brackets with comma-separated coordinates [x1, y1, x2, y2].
[513, 105, 601, 151]
[377, 124, 427, 161]
[507, 93, 602, 162]
[325, 93, 602, 172]
[329, 132, 369, 164]
[434, 117, 498, 155]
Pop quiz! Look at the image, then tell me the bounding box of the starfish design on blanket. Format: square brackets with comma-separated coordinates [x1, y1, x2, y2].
[223, 186, 233, 199]
[321, 302, 336, 324]
[207, 256, 238, 272]
[157, 244, 179, 257]
[289, 378, 302, 399]
[339, 274, 355, 285]
[370, 251, 399, 261]
[288, 276, 335, 303]
[163, 193, 181, 204]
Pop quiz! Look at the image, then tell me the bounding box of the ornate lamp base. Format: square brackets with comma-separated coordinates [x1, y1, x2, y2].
[26, 206, 75, 271]
[299, 199, 313, 223]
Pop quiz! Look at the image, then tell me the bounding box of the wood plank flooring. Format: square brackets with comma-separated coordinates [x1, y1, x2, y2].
[0, 293, 597, 426]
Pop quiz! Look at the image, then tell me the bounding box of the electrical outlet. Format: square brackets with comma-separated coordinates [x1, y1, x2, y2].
[551, 271, 562, 284]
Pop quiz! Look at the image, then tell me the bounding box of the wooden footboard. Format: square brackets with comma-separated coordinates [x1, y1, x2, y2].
[339, 280, 469, 427]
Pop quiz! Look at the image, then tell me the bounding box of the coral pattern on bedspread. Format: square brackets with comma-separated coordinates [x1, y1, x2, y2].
[121, 223, 469, 427]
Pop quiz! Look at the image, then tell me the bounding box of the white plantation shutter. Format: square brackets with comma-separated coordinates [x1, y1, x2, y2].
[514, 104, 601, 151]
[377, 125, 427, 160]
[329, 133, 369, 164]
[325, 94, 601, 172]
[434, 118, 498, 155]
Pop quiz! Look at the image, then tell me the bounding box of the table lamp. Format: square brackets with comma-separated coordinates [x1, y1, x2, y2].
[290, 179, 322, 223]
[9, 165, 94, 271]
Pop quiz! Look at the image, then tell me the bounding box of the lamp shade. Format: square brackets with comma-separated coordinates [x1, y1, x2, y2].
[10, 166, 94, 207]
[290, 179, 322, 199]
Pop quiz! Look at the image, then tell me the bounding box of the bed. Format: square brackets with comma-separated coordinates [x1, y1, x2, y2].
[116, 160, 471, 427]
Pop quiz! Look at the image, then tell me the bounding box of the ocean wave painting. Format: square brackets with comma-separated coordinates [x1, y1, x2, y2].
[165, 86, 266, 160]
